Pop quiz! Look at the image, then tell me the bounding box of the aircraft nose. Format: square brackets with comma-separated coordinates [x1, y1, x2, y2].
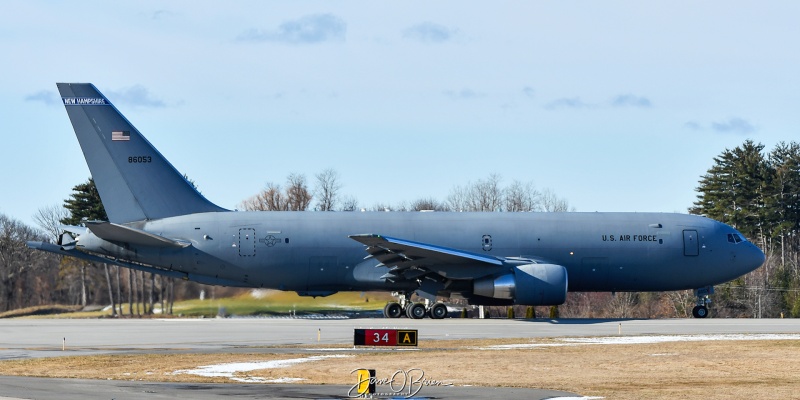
[741, 243, 766, 273]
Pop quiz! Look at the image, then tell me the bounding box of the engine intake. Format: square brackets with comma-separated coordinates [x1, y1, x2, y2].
[473, 263, 568, 305]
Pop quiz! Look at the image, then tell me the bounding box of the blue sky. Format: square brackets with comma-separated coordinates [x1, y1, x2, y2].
[2, 1, 799, 226]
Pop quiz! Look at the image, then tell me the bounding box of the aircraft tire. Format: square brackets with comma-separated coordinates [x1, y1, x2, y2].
[430, 303, 448, 319]
[407, 303, 427, 319]
[692, 305, 708, 318]
[384, 302, 403, 318]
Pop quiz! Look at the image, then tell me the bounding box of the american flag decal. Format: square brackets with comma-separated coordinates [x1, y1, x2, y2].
[112, 131, 130, 141]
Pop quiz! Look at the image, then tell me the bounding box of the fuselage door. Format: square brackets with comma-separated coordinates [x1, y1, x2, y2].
[683, 230, 699, 256]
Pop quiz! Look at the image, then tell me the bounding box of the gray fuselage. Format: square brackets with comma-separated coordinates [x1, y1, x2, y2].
[80, 211, 763, 296]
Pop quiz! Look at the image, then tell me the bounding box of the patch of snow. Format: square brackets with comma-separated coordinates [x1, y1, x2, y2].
[476, 334, 800, 350]
[548, 397, 604, 400]
[230, 376, 304, 383]
[173, 354, 351, 382]
[474, 343, 577, 350]
[562, 333, 800, 345]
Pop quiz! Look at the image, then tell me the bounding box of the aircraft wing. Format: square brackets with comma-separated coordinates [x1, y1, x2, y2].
[85, 221, 190, 248]
[349, 234, 503, 282]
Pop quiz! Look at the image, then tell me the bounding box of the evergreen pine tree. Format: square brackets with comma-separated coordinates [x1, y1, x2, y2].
[61, 178, 108, 225]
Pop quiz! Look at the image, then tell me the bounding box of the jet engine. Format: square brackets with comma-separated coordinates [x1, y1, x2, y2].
[473, 263, 568, 305]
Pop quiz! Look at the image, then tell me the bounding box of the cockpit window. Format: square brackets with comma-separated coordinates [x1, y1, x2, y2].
[727, 233, 746, 244]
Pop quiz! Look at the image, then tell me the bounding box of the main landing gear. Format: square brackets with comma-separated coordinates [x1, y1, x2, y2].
[383, 292, 448, 319]
[692, 286, 714, 318]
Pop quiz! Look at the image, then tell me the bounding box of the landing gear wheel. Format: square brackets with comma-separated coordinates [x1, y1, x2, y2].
[692, 305, 708, 318]
[693, 286, 713, 319]
[406, 303, 426, 319]
[383, 302, 403, 318]
[429, 303, 448, 319]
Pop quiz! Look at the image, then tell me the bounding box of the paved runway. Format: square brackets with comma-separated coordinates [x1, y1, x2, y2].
[1, 318, 799, 359]
[1, 318, 798, 399]
[0, 376, 577, 400]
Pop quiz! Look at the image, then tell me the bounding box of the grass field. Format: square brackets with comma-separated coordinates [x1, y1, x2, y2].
[3, 290, 393, 319]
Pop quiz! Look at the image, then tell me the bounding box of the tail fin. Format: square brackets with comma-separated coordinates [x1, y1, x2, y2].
[57, 83, 227, 223]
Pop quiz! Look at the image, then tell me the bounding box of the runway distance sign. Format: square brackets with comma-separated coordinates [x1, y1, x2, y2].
[354, 329, 418, 347]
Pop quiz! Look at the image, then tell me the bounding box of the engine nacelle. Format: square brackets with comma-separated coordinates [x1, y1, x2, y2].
[473, 263, 568, 305]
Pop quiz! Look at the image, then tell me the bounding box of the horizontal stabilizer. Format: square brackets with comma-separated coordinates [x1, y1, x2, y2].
[85, 221, 190, 248]
[26, 241, 188, 280]
[27, 241, 113, 264]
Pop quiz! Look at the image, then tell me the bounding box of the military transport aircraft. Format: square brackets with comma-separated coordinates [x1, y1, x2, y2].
[27, 83, 765, 319]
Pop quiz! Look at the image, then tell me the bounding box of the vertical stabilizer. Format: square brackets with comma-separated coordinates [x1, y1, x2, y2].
[57, 83, 227, 223]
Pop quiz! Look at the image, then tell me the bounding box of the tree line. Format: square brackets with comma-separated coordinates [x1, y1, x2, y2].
[239, 169, 572, 213]
[690, 140, 800, 317]
[0, 179, 239, 315]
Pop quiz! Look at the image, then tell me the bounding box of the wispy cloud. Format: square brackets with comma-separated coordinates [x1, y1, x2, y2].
[684, 118, 758, 135]
[150, 10, 175, 20]
[237, 14, 346, 44]
[522, 86, 535, 99]
[684, 121, 703, 130]
[444, 88, 486, 100]
[611, 94, 652, 108]
[544, 97, 592, 110]
[403, 22, 456, 43]
[25, 90, 58, 106]
[107, 85, 166, 108]
[711, 117, 756, 134]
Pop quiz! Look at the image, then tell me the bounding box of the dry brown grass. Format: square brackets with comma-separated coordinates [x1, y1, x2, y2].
[1, 338, 798, 399]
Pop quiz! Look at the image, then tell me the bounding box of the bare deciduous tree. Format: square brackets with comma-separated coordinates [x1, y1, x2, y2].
[315, 168, 342, 211]
[446, 185, 469, 212]
[239, 174, 313, 211]
[33, 205, 68, 243]
[541, 188, 572, 212]
[286, 173, 312, 211]
[0, 214, 58, 311]
[371, 203, 393, 212]
[339, 195, 359, 212]
[116, 266, 123, 316]
[239, 183, 286, 211]
[606, 292, 638, 318]
[410, 197, 449, 211]
[468, 174, 503, 211]
[104, 264, 116, 316]
[505, 180, 541, 212]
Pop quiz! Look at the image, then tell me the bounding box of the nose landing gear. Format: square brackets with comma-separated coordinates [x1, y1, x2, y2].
[692, 286, 714, 318]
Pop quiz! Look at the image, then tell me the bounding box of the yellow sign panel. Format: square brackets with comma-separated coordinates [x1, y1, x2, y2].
[397, 330, 418, 346]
